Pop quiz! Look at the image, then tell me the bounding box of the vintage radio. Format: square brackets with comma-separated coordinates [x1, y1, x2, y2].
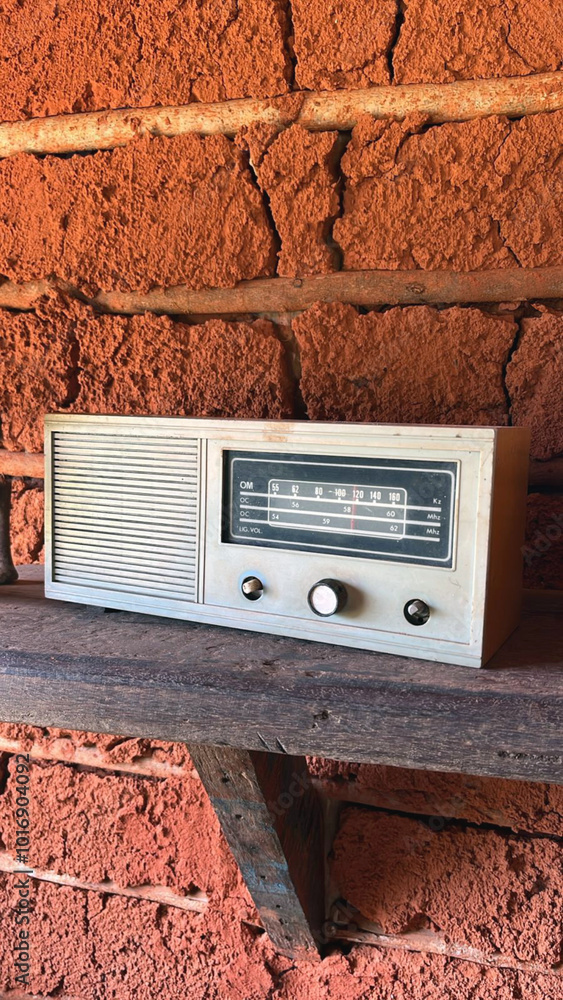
[44, 416, 530, 667]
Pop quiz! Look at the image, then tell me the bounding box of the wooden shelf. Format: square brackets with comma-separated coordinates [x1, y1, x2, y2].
[1, 565, 562, 959]
[1, 567, 562, 785]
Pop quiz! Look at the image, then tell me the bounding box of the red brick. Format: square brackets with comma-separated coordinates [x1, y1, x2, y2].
[523, 494, 563, 590]
[293, 302, 515, 423]
[255, 125, 341, 277]
[0, 297, 75, 453]
[393, 0, 563, 84]
[0, 134, 277, 294]
[0, 0, 291, 122]
[0, 872, 562, 997]
[0, 876, 272, 998]
[74, 311, 293, 419]
[279, 948, 552, 1000]
[10, 482, 44, 565]
[3, 872, 561, 998]
[507, 309, 563, 461]
[334, 112, 563, 272]
[0, 759, 246, 904]
[292, 0, 397, 90]
[492, 116, 563, 269]
[0, 298, 294, 454]
[331, 808, 563, 964]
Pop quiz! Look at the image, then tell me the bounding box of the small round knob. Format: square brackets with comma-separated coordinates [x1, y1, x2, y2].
[308, 579, 348, 617]
[241, 576, 264, 601]
[404, 599, 430, 626]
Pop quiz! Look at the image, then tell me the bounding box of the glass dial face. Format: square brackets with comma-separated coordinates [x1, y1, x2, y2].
[222, 451, 458, 568]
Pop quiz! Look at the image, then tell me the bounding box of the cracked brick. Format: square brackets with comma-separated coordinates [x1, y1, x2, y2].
[293, 302, 515, 424]
[0, 134, 277, 294]
[279, 950, 563, 1000]
[0, 0, 291, 122]
[493, 115, 563, 269]
[506, 307, 563, 460]
[253, 124, 341, 276]
[0, 876, 270, 998]
[0, 297, 294, 453]
[393, 0, 563, 84]
[0, 758, 245, 901]
[333, 111, 563, 272]
[507, 309, 563, 461]
[291, 0, 398, 90]
[332, 808, 563, 965]
[0, 297, 76, 453]
[73, 309, 294, 420]
[3, 871, 562, 997]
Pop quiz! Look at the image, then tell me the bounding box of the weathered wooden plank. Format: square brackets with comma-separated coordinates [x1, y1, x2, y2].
[2, 267, 563, 315]
[0, 569, 562, 783]
[187, 744, 323, 959]
[0, 72, 561, 158]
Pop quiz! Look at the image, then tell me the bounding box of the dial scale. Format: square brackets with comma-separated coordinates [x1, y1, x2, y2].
[44, 416, 530, 667]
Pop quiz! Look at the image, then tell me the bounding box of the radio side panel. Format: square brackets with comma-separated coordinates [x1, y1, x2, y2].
[481, 426, 531, 663]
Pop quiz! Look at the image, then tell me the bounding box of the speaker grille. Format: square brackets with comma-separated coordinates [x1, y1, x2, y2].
[51, 431, 200, 603]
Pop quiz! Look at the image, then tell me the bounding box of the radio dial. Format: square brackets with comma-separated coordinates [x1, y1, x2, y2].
[308, 579, 348, 618]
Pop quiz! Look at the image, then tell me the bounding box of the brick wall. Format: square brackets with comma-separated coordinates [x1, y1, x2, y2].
[1, 2, 563, 997]
[1, 730, 563, 997]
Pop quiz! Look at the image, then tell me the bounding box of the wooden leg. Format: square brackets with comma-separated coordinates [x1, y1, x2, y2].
[0, 476, 18, 585]
[188, 744, 324, 960]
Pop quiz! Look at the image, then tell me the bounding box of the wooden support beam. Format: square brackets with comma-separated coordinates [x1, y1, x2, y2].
[2, 266, 563, 317]
[0, 73, 561, 158]
[187, 744, 324, 960]
[0, 476, 17, 585]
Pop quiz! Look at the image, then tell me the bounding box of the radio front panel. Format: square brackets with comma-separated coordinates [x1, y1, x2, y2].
[45, 416, 530, 667]
[223, 451, 458, 566]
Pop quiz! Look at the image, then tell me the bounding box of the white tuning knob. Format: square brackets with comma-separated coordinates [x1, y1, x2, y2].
[308, 579, 348, 617]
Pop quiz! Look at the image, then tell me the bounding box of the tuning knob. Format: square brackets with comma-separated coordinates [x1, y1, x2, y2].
[308, 579, 348, 618]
